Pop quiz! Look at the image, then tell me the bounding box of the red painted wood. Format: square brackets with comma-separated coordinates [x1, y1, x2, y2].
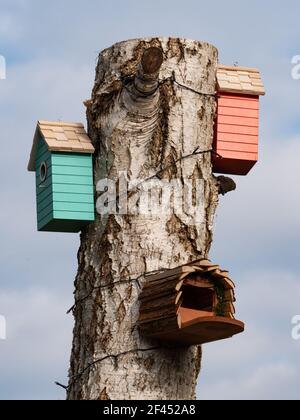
[218, 106, 259, 118]
[217, 123, 258, 136]
[217, 132, 258, 144]
[213, 92, 260, 175]
[217, 149, 257, 160]
[217, 141, 258, 153]
[218, 98, 259, 110]
[217, 115, 259, 127]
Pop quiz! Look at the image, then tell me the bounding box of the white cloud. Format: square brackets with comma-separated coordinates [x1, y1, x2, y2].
[198, 269, 300, 400]
[211, 135, 300, 271]
[200, 362, 298, 400]
[0, 288, 73, 399]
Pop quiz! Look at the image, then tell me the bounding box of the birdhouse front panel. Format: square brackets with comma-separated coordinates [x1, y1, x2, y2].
[28, 121, 95, 233]
[213, 65, 265, 175]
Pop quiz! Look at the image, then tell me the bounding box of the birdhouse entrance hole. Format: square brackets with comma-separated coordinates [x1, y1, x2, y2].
[39, 161, 47, 182]
[180, 276, 216, 325]
[139, 259, 244, 346]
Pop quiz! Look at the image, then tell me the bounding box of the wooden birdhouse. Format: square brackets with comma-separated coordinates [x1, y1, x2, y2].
[139, 259, 244, 346]
[213, 65, 265, 175]
[28, 121, 95, 233]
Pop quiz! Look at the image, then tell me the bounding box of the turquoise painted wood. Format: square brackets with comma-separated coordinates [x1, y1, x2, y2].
[34, 137, 95, 232]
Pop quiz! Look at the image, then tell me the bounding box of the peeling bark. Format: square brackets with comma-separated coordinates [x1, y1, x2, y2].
[68, 37, 219, 400]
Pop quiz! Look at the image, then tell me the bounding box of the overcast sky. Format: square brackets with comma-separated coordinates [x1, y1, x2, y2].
[0, 0, 299, 400]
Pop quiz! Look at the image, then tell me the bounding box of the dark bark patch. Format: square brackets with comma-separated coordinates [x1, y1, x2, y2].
[98, 387, 110, 400]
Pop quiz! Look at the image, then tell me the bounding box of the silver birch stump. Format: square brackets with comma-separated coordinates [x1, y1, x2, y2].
[67, 37, 219, 400]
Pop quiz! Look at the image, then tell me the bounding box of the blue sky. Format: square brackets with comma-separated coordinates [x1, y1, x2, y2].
[0, 0, 300, 400]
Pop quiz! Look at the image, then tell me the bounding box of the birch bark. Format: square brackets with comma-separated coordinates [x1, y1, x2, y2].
[68, 37, 219, 400]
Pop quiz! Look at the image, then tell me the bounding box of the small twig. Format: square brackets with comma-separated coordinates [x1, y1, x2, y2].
[66, 268, 168, 314]
[60, 347, 161, 392]
[158, 71, 216, 98]
[55, 382, 68, 391]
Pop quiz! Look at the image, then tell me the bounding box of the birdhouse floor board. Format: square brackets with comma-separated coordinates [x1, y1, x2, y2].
[212, 157, 256, 175]
[145, 317, 244, 346]
[38, 218, 91, 233]
[179, 307, 214, 324]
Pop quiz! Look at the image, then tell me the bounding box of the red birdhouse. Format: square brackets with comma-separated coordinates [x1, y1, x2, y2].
[212, 65, 265, 175]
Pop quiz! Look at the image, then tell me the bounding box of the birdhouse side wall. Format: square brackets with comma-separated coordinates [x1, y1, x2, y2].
[50, 152, 95, 223]
[213, 92, 259, 175]
[35, 138, 53, 230]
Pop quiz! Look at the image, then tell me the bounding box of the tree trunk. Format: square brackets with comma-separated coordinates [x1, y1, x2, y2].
[67, 37, 219, 400]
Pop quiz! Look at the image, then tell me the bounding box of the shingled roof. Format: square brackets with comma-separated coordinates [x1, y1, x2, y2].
[217, 65, 265, 96]
[28, 121, 95, 171]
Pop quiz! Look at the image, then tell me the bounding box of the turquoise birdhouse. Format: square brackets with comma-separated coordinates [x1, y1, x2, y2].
[28, 121, 95, 233]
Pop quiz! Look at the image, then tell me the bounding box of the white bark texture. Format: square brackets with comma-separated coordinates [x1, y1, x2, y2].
[68, 37, 219, 400]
